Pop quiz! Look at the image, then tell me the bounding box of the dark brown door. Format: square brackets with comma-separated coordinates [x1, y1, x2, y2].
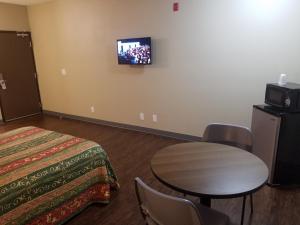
[0, 31, 41, 121]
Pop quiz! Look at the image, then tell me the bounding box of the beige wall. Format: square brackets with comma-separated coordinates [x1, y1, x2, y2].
[28, 0, 300, 136]
[0, 2, 29, 31]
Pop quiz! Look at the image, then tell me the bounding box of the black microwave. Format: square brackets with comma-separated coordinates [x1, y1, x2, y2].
[265, 82, 300, 112]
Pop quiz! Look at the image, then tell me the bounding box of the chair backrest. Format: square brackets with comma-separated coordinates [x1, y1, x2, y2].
[202, 123, 253, 152]
[134, 177, 203, 225]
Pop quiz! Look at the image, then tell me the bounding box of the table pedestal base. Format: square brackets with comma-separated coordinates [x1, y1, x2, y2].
[200, 197, 211, 207]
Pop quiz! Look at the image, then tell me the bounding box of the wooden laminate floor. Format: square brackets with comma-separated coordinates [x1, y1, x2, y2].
[0, 115, 299, 225]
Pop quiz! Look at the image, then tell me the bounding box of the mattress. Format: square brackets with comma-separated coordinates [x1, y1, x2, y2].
[0, 126, 118, 225]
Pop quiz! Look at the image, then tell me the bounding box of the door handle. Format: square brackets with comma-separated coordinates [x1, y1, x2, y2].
[0, 80, 6, 90]
[0, 73, 7, 90]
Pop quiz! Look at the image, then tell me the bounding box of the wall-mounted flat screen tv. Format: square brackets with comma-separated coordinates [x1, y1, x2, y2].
[117, 37, 152, 65]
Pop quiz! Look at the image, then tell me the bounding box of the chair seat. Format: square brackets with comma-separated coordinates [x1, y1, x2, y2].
[196, 203, 230, 225]
[135, 177, 230, 225]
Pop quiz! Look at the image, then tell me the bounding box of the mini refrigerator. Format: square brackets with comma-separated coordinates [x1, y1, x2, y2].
[251, 105, 300, 185]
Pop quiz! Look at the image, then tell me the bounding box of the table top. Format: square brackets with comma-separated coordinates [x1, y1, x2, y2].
[151, 142, 269, 199]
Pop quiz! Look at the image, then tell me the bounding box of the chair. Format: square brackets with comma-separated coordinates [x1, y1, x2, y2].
[134, 177, 229, 225]
[202, 123, 254, 225]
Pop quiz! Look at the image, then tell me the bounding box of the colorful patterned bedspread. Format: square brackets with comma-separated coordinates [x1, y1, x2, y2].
[0, 126, 118, 225]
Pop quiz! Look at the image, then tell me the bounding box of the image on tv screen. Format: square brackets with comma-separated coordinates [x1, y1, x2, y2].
[117, 37, 151, 65]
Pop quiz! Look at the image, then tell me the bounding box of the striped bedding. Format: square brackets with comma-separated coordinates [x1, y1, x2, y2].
[0, 126, 118, 225]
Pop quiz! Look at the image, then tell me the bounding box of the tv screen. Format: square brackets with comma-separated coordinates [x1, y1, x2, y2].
[117, 37, 152, 65]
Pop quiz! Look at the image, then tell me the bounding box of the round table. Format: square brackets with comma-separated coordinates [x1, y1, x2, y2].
[151, 142, 269, 205]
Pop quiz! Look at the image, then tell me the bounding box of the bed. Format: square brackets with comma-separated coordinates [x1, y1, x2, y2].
[0, 126, 118, 225]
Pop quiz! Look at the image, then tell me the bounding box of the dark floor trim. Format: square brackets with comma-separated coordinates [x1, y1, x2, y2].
[43, 110, 202, 142]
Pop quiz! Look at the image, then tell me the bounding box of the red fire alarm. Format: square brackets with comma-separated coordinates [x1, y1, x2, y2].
[173, 2, 179, 12]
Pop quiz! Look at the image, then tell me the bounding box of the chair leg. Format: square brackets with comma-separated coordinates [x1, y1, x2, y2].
[250, 194, 254, 214]
[241, 196, 246, 225]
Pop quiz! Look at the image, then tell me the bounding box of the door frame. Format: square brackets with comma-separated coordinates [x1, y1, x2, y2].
[0, 30, 42, 122]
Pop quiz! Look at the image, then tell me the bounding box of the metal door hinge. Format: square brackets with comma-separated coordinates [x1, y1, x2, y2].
[29, 41, 32, 48]
[34, 72, 37, 79]
[39, 102, 42, 108]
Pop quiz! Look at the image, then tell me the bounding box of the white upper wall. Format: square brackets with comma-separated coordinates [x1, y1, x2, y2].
[28, 0, 300, 136]
[0, 2, 29, 31]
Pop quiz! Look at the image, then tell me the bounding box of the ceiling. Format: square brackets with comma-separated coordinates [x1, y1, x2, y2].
[0, 0, 52, 5]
